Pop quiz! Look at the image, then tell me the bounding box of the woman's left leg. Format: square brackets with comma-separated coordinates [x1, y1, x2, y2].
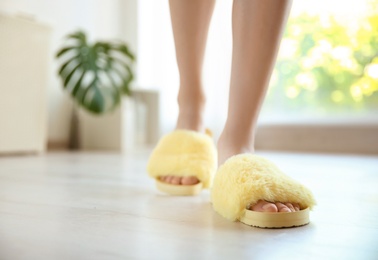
[217, 0, 297, 212]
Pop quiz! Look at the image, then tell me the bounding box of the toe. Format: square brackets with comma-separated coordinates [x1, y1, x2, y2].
[165, 176, 173, 183]
[180, 177, 189, 185]
[251, 200, 278, 212]
[276, 202, 291, 212]
[293, 203, 300, 211]
[181, 176, 199, 185]
[171, 176, 181, 185]
[285, 203, 296, 212]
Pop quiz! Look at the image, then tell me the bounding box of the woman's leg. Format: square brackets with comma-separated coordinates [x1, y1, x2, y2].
[161, 0, 216, 185]
[217, 0, 297, 212]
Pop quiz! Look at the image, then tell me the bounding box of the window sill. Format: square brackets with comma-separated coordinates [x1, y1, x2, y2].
[255, 121, 378, 154]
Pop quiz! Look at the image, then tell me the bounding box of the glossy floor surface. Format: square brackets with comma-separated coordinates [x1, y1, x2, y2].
[0, 150, 378, 260]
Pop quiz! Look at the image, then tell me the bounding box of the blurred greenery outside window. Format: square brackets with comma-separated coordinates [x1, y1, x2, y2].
[262, 0, 378, 120]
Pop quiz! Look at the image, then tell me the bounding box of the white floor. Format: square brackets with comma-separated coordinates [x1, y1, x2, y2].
[0, 150, 378, 260]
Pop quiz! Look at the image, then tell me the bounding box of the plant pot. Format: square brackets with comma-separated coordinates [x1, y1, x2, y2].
[76, 89, 159, 152]
[77, 97, 135, 152]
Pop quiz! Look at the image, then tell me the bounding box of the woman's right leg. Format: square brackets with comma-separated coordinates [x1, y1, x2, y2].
[161, 0, 216, 185]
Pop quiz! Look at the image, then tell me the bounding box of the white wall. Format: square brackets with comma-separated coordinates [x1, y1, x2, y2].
[0, 0, 135, 146]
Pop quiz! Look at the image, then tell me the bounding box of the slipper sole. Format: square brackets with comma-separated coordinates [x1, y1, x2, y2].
[239, 208, 310, 228]
[155, 179, 203, 196]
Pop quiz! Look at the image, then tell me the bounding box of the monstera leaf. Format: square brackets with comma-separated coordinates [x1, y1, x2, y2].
[56, 31, 135, 114]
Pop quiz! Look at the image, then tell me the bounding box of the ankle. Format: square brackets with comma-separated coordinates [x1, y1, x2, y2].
[176, 110, 204, 132]
[176, 93, 206, 132]
[217, 129, 255, 165]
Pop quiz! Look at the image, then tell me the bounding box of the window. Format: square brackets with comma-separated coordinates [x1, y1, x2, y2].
[263, 0, 378, 121]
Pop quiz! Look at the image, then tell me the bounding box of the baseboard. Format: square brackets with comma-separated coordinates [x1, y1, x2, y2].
[48, 123, 378, 154]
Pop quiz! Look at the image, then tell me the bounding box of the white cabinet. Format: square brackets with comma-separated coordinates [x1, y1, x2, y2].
[0, 14, 51, 154]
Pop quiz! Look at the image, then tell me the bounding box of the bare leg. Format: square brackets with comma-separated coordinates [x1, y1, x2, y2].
[217, 0, 295, 212]
[161, 0, 215, 185]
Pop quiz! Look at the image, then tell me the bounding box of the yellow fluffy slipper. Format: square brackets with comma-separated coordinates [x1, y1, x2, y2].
[147, 129, 217, 196]
[211, 154, 316, 228]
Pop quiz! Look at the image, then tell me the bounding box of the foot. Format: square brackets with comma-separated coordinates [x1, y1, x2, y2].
[159, 110, 203, 186]
[217, 132, 301, 213]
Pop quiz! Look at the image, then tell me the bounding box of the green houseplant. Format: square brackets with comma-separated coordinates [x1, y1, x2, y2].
[56, 31, 135, 114]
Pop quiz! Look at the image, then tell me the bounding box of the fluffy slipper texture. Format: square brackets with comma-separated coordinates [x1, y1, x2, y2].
[147, 130, 217, 188]
[211, 154, 316, 221]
